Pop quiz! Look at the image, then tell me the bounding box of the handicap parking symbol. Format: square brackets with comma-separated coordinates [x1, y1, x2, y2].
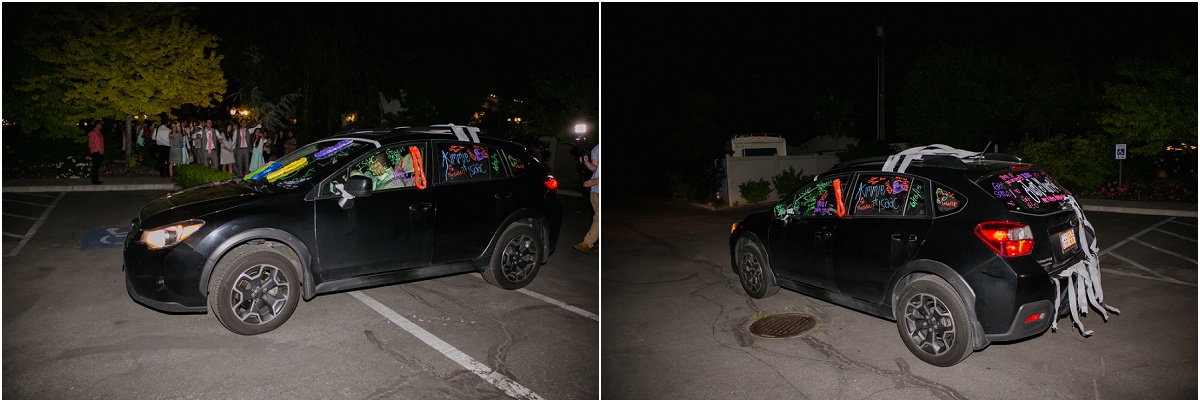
[81, 227, 129, 250]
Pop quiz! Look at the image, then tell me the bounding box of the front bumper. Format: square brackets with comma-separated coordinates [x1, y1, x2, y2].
[123, 233, 209, 313]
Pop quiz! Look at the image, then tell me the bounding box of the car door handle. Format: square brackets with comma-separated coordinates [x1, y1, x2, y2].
[494, 192, 513, 200]
[816, 231, 832, 239]
[891, 234, 919, 242]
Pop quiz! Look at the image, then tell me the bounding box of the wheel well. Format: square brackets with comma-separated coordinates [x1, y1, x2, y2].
[889, 265, 990, 351]
[203, 239, 308, 299]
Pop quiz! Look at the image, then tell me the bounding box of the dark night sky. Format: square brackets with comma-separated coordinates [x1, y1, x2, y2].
[601, 2, 1195, 140]
[600, 2, 1195, 193]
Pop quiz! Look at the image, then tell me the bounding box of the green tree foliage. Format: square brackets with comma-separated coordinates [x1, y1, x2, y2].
[897, 44, 1012, 150]
[1097, 57, 1198, 157]
[7, 3, 225, 140]
[738, 178, 773, 204]
[770, 166, 812, 197]
[1008, 134, 1117, 193]
[810, 91, 858, 139]
[227, 46, 301, 133]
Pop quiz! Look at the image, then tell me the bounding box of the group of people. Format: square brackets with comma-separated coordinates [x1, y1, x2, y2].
[138, 119, 298, 179]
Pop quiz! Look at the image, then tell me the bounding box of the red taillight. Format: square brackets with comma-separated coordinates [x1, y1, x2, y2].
[974, 221, 1034, 257]
[544, 175, 559, 191]
[1024, 313, 1045, 324]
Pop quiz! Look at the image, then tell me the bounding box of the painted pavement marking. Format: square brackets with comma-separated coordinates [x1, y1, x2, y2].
[349, 291, 543, 400]
[5, 192, 65, 257]
[516, 288, 598, 321]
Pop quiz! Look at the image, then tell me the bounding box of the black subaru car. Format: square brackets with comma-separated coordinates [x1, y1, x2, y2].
[729, 145, 1111, 366]
[124, 125, 562, 335]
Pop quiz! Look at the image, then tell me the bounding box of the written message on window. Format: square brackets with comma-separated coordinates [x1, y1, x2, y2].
[440, 143, 505, 183]
[852, 175, 926, 216]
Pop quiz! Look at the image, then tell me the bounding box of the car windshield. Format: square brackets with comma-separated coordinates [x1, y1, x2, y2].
[245, 138, 374, 190]
[977, 167, 1070, 214]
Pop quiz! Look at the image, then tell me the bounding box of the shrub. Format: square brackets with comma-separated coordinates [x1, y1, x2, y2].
[738, 178, 772, 203]
[1008, 134, 1116, 193]
[174, 164, 235, 189]
[771, 167, 813, 198]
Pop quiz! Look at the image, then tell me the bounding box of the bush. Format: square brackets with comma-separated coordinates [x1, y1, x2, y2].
[771, 167, 813, 198]
[666, 172, 697, 202]
[1008, 134, 1117, 193]
[174, 164, 235, 189]
[738, 178, 772, 203]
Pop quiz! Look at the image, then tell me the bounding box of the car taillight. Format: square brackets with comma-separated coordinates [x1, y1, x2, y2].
[974, 221, 1034, 257]
[544, 175, 559, 191]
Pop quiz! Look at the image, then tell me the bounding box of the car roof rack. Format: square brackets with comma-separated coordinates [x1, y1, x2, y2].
[881, 144, 1021, 173]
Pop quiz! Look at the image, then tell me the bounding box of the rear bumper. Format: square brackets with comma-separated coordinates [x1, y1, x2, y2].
[984, 300, 1054, 342]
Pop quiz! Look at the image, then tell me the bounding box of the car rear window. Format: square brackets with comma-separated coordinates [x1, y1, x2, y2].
[978, 168, 1069, 213]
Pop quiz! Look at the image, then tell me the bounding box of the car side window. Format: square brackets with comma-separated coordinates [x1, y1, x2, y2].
[438, 142, 507, 183]
[850, 174, 928, 217]
[933, 184, 965, 215]
[776, 174, 849, 218]
[322, 142, 427, 197]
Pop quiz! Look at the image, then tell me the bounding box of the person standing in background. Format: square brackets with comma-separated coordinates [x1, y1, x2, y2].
[88, 121, 105, 185]
[154, 120, 171, 177]
[574, 144, 599, 252]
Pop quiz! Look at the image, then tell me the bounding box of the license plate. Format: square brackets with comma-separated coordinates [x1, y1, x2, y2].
[1059, 228, 1078, 251]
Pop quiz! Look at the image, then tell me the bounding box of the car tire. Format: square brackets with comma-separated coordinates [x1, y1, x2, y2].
[895, 276, 974, 367]
[483, 223, 543, 290]
[207, 244, 301, 335]
[736, 239, 779, 298]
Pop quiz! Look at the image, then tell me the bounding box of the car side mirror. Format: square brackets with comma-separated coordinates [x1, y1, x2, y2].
[335, 176, 374, 209]
[345, 175, 373, 198]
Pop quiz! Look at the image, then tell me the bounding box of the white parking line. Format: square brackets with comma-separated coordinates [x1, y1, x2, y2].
[1103, 253, 1195, 286]
[3, 212, 41, 220]
[5, 192, 65, 257]
[9, 192, 58, 198]
[349, 291, 543, 400]
[1131, 237, 1198, 264]
[1168, 220, 1197, 228]
[5, 198, 53, 207]
[516, 288, 599, 321]
[1154, 228, 1198, 243]
[1099, 216, 1176, 257]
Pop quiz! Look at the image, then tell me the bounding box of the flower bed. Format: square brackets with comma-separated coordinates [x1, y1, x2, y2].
[1087, 180, 1197, 203]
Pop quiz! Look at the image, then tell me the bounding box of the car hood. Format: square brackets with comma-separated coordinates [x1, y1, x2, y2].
[139, 180, 266, 224]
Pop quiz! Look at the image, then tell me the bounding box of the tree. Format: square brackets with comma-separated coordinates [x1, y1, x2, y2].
[896, 44, 1014, 150]
[226, 46, 301, 133]
[6, 3, 225, 162]
[809, 91, 858, 139]
[1097, 56, 1198, 157]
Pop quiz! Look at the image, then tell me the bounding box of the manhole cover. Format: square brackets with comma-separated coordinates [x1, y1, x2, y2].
[749, 312, 818, 339]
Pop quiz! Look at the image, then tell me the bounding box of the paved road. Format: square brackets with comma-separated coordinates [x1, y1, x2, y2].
[3, 189, 598, 399]
[601, 195, 1196, 399]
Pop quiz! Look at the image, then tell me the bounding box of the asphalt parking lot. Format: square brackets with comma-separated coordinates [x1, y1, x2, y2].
[601, 195, 1196, 399]
[3, 189, 598, 399]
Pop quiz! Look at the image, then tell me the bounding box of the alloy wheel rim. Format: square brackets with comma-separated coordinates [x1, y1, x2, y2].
[501, 234, 536, 282]
[229, 264, 290, 324]
[903, 292, 956, 356]
[741, 252, 763, 293]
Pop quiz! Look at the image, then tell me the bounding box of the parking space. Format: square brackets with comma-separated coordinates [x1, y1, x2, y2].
[2, 190, 598, 399]
[1091, 213, 1198, 286]
[2, 192, 65, 256]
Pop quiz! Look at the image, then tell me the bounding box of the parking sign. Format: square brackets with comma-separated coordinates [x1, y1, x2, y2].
[1116, 144, 1126, 160]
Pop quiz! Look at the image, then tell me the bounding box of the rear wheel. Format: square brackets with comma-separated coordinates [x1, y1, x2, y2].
[207, 244, 300, 335]
[483, 223, 543, 289]
[895, 276, 973, 366]
[736, 240, 779, 298]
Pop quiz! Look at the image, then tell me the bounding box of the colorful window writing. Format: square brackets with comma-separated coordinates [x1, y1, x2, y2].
[778, 175, 848, 218]
[851, 174, 927, 217]
[981, 169, 1068, 213]
[934, 185, 964, 214]
[439, 142, 506, 183]
[322, 143, 426, 197]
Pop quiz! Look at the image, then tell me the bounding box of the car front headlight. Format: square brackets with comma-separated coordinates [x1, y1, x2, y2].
[142, 220, 205, 250]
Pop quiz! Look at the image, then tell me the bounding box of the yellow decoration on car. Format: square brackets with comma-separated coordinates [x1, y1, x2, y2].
[267, 157, 309, 182]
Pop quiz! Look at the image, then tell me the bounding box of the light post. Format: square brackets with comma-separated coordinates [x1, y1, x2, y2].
[876, 23, 886, 142]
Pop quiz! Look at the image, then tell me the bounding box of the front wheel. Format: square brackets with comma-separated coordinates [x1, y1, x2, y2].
[483, 223, 543, 289]
[207, 244, 301, 335]
[736, 239, 779, 299]
[895, 276, 974, 366]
